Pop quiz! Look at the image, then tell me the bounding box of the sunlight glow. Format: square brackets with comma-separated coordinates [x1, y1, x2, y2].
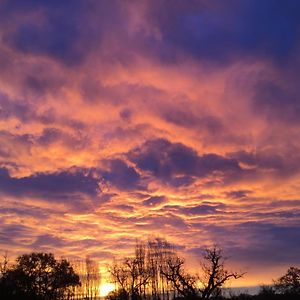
[100, 283, 115, 297]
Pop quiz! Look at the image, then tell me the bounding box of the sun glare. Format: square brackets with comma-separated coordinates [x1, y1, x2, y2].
[100, 283, 115, 297]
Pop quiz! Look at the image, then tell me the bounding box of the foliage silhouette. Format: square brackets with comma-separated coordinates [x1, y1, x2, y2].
[199, 246, 244, 299]
[108, 239, 243, 300]
[274, 266, 300, 296]
[0, 252, 80, 300]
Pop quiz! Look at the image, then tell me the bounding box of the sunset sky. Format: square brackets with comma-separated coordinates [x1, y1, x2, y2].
[0, 0, 300, 287]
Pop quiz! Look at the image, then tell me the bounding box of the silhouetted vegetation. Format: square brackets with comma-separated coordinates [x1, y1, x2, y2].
[0, 252, 80, 300]
[274, 267, 300, 296]
[71, 256, 101, 299]
[0, 242, 299, 300]
[107, 238, 243, 300]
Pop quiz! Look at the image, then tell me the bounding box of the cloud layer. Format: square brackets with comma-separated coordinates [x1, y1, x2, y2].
[0, 0, 300, 286]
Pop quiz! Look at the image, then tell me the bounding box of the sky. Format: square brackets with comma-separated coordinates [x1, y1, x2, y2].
[0, 0, 300, 287]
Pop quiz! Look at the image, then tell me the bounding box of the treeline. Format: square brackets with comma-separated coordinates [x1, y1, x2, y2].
[106, 238, 300, 300]
[0, 237, 299, 300]
[72, 257, 101, 299]
[107, 238, 242, 300]
[0, 252, 101, 300]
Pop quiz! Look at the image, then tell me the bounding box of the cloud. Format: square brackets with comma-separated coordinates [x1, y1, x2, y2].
[144, 0, 300, 64]
[0, 167, 100, 200]
[143, 196, 166, 207]
[161, 202, 226, 216]
[128, 138, 241, 186]
[228, 149, 300, 178]
[189, 221, 300, 268]
[182, 203, 226, 215]
[253, 78, 300, 124]
[101, 159, 142, 191]
[31, 234, 65, 249]
[228, 222, 300, 266]
[1, 0, 133, 66]
[2, 1, 90, 65]
[0, 223, 33, 246]
[225, 190, 252, 199]
[37, 127, 87, 149]
[0, 0, 300, 285]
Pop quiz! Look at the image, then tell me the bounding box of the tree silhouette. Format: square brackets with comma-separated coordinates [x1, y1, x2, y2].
[70, 256, 101, 299]
[109, 256, 151, 300]
[199, 246, 244, 299]
[0, 252, 80, 300]
[160, 255, 197, 299]
[274, 266, 300, 296]
[0, 251, 9, 277]
[147, 237, 175, 300]
[108, 240, 243, 300]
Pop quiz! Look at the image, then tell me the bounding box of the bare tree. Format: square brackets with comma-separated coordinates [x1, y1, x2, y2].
[147, 237, 175, 300]
[109, 260, 130, 294]
[161, 255, 197, 299]
[109, 238, 174, 300]
[199, 246, 244, 299]
[109, 255, 150, 300]
[85, 257, 101, 300]
[71, 257, 101, 300]
[108, 240, 243, 300]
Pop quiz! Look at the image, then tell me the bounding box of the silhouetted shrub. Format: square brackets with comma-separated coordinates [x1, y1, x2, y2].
[0, 252, 80, 300]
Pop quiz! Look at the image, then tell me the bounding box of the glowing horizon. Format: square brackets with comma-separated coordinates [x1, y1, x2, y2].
[0, 0, 299, 289]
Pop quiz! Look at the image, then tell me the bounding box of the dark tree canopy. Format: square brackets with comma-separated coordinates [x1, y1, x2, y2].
[0, 252, 80, 300]
[274, 267, 300, 295]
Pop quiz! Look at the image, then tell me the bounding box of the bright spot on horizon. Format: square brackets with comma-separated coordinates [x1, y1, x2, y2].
[100, 282, 115, 297]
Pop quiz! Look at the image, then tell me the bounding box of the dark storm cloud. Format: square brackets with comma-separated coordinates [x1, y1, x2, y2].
[228, 149, 300, 177]
[182, 203, 225, 215]
[1, 0, 126, 66]
[0, 205, 50, 219]
[31, 234, 65, 248]
[143, 0, 300, 128]
[190, 221, 300, 266]
[135, 213, 189, 231]
[24, 73, 65, 97]
[0, 167, 99, 198]
[31, 234, 102, 250]
[2, 0, 300, 68]
[225, 190, 252, 199]
[0, 93, 38, 123]
[253, 79, 300, 124]
[144, 0, 300, 64]
[0, 223, 32, 246]
[228, 223, 300, 266]
[143, 196, 166, 207]
[161, 106, 223, 134]
[2, 1, 84, 65]
[161, 202, 226, 216]
[37, 127, 87, 149]
[248, 210, 300, 220]
[228, 151, 257, 167]
[101, 159, 142, 191]
[38, 127, 71, 145]
[119, 108, 132, 122]
[0, 93, 85, 130]
[128, 138, 241, 186]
